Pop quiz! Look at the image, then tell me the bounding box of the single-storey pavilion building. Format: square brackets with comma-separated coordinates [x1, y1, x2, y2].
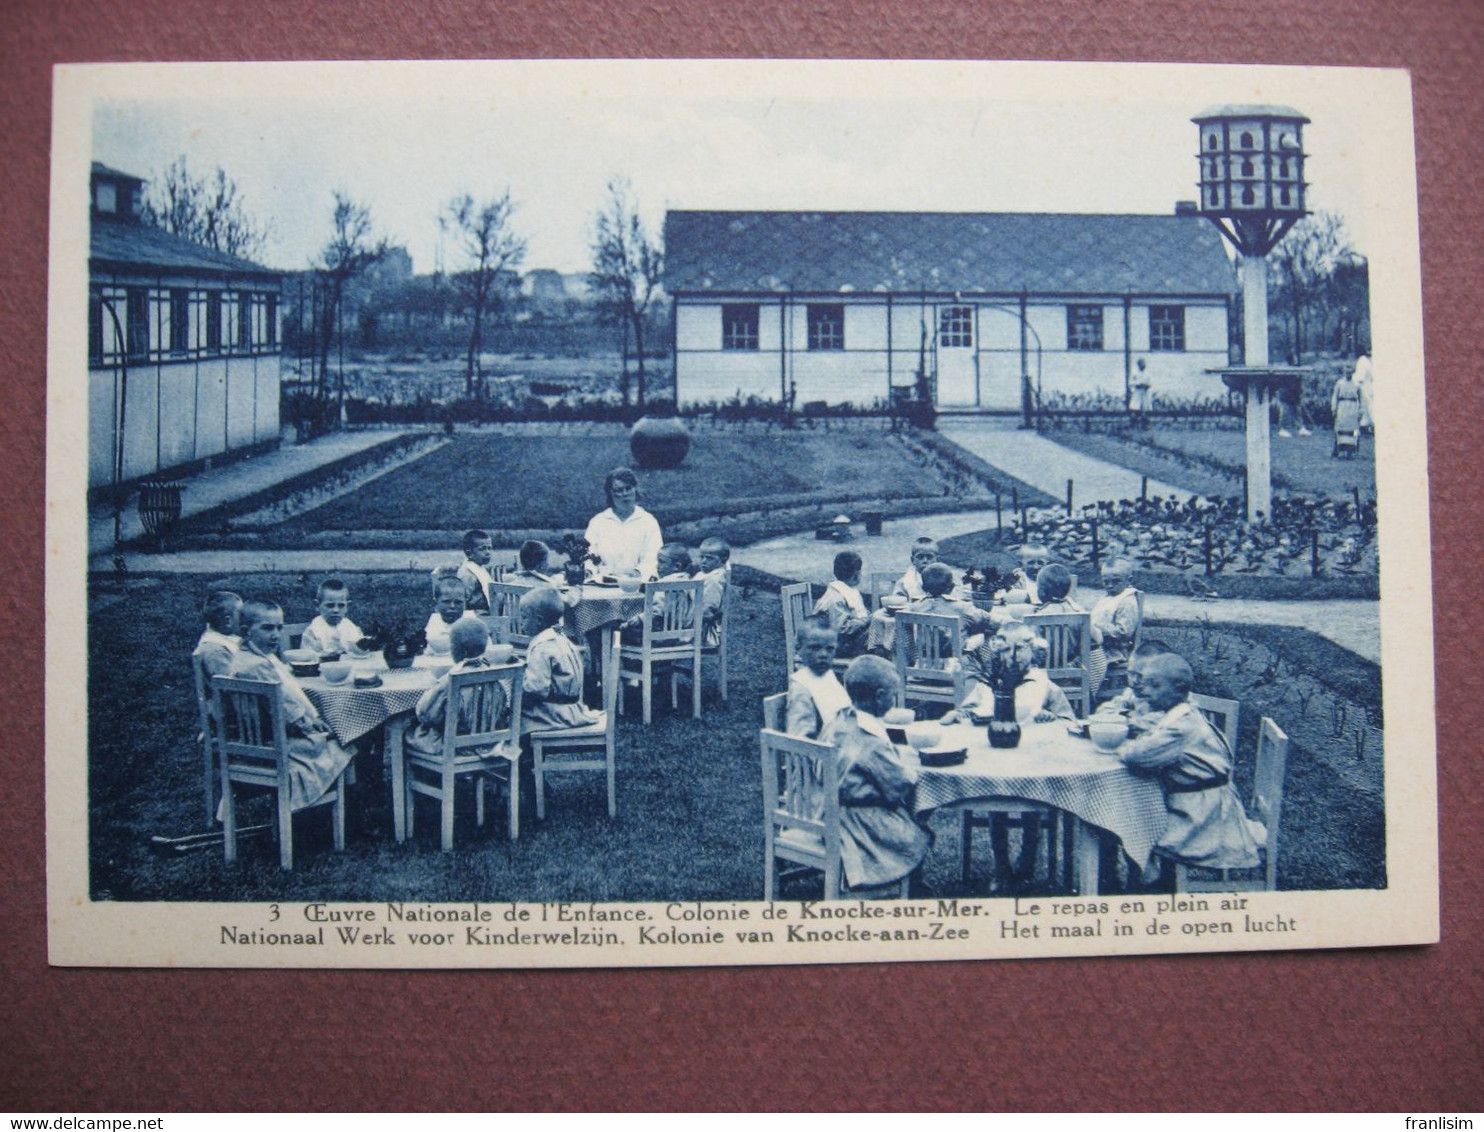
[88, 162, 284, 491]
[665, 209, 1238, 411]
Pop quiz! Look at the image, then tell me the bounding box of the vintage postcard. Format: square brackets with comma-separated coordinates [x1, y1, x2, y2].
[47, 59, 1437, 967]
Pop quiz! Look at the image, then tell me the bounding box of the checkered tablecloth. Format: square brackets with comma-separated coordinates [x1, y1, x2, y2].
[301, 655, 440, 744]
[913, 721, 1168, 869]
[566, 585, 645, 636]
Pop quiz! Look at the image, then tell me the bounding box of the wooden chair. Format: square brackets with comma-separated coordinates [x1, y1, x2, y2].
[780, 582, 813, 674]
[700, 571, 732, 702]
[617, 579, 704, 724]
[1174, 716, 1289, 893]
[210, 675, 348, 870]
[1025, 611, 1093, 718]
[282, 622, 309, 651]
[401, 663, 525, 850]
[891, 611, 964, 709]
[531, 630, 619, 820]
[488, 581, 534, 655]
[762, 692, 787, 732]
[760, 727, 908, 900]
[1190, 692, 1241, 756]
[864, 571, 899, 610]
[192, 653, 219, 824]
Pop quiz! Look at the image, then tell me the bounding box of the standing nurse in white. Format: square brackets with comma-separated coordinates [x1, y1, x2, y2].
[584, 467, 662, 580]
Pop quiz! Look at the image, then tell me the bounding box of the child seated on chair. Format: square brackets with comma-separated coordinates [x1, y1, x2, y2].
[404, 618, 513, 761]
[1091, 557, 1142, 703]
[1097, 639, 1170, 733]
[907, 563, 998, 637]
[300, 577, 366, 657]
[1116, 653, 1265, 871]
[696, 537, 731, 647]
[785, 616, 851, 739]
[620, 544, 695, 640]
[892, 537, 941, 602]
[1032, 562, 1107, 694]
[194, 590, 243, 679]
[508, 540, 554, 587]
[519, 587, 600, 732]
[1004, 543, 1051, 604]
[225, 600, 355, 811]
[825, 655, 932, 891]
[456, 529, 497, 613]
[946, 622, 1074, 725]
[424, 574, 480, 655]
[814, 550, 871, 659]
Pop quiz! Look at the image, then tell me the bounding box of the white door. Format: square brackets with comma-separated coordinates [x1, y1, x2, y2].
[935, 305, 978, 406]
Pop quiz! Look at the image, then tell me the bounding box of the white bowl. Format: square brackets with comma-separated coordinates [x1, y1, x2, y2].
[485, 643, 516, 664]
[319, 661, 352, 685]
[883, 708, 916, 727]
[1087, 719, 1129, 750]
[905, 722, 944, 750]
[283, 648, 318, 666]
[618, 577, 645, 595]
[426, 635, 452, 656]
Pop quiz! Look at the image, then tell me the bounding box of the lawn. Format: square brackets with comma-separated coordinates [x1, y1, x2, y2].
[88, 567, 1383, 901]
[1044, 424, 1376, 501]
[280, 426, 977, 537]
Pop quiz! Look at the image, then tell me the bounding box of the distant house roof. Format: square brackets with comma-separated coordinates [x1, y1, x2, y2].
[91, 161, 145, 185]
[664, 210, 1236, 298]
[90, 216, 281, 281]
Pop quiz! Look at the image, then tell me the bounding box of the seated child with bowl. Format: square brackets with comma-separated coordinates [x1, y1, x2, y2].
[785, 616, 851, 740]
[946, 621, 1074, 726]
[813, 550, 872, 659]
[424, 574, 479, 656]
[403, 618, 514, 761]
[300, 577, 366, 658]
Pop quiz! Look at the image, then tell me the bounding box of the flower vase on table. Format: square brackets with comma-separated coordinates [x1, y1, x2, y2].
[968, 632, 1028, 749]
[988, 689, 1021, 749]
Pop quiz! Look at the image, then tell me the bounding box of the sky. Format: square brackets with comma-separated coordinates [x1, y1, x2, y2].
[87, 60, 1390, 276]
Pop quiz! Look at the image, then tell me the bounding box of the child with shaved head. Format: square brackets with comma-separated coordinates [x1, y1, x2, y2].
[519, 587, 600, 732]
[1117, 652, 1266, 871]
[404, 617, 514, 761]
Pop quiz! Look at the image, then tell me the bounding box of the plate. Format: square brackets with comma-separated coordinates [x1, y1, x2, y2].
[918, 747, 967, 767]
[353, 674, 383, 688]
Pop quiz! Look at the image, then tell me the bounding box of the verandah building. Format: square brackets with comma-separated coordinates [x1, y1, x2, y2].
[88, 163, 283, 491]
[665, 209, 1238, 412]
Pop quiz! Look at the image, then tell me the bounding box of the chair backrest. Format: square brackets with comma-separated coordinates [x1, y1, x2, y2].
[1025, 610, 1093, 717]
[760, 727, 840, 865]
[864, 571, 898, 610]
[762, 692, 787, 732]
[281, 622, 309, 651]
[440, 663, 525, 761]
[1252, 716, 1290, 891]
[780, 583, 813, 673]
[192, 652, 214, 734]
[210, 675, 291, 790]
[641, 579, 704, 649]
[1190, 692, 1241, 757]
[893, 611, 964, 705]
[488, 581, 533, 646]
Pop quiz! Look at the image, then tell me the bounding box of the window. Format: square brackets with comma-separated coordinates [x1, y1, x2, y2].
[939, 306, 973, 347]
[1149, 306, 1185, 352]
[1241, 158, 1254, 176]
[265, 295, 278, 347]
[169, 290, 190, 353]
[1066, 305, 1104, 351]
[1242, 187, 1255, 205]
[88, 290, 103, 364]
[721, 304, 759, 350]
[1240, 131, 1254, 149]
[237, 292, 252, 349]
[206, 292, 223, 351]
[126, 288, 149, 360]
[806, 304, 844, 351]
[96, 182, 117, 214]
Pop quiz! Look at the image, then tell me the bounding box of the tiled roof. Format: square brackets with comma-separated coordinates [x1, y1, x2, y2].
[664, 211, 1236, 297]
[90, 217, 281, 279]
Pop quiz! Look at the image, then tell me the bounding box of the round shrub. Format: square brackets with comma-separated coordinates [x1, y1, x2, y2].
[629, 415, 691, 469]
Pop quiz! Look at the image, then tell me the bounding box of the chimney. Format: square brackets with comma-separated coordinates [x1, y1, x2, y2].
[1174, 200, 1199, 217]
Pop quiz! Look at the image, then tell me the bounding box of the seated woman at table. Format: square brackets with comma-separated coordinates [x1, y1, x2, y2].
[404, 618, 513, 761]
[1032, 562, 1107, 695]
[508, 540, 554, 587]
[425, 574, 480, 655]
[518, 587, 600, 733]
[813, 551, 872, 659]
[584, 467, 662, 580]
[225, 600, 356, 811]
[1116, 653, 1265, 871]
[906, 563, 998, 638]
[946, 622, 1074, 726]
[824, 656, 932, 891]
[785, 617, 851, 739]
[193, 590, 243, 679]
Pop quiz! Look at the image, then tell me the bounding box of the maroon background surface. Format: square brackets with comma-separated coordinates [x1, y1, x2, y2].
[3, 0, 1481, 1112]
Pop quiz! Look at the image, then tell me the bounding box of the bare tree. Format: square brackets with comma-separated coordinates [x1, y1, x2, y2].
[142, 157, 269, 260]
[441, 192, 527, 400]
[590, 178, 663, 408]
[314, 192, 388, 410]
[1268, 210, 1359, 364]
